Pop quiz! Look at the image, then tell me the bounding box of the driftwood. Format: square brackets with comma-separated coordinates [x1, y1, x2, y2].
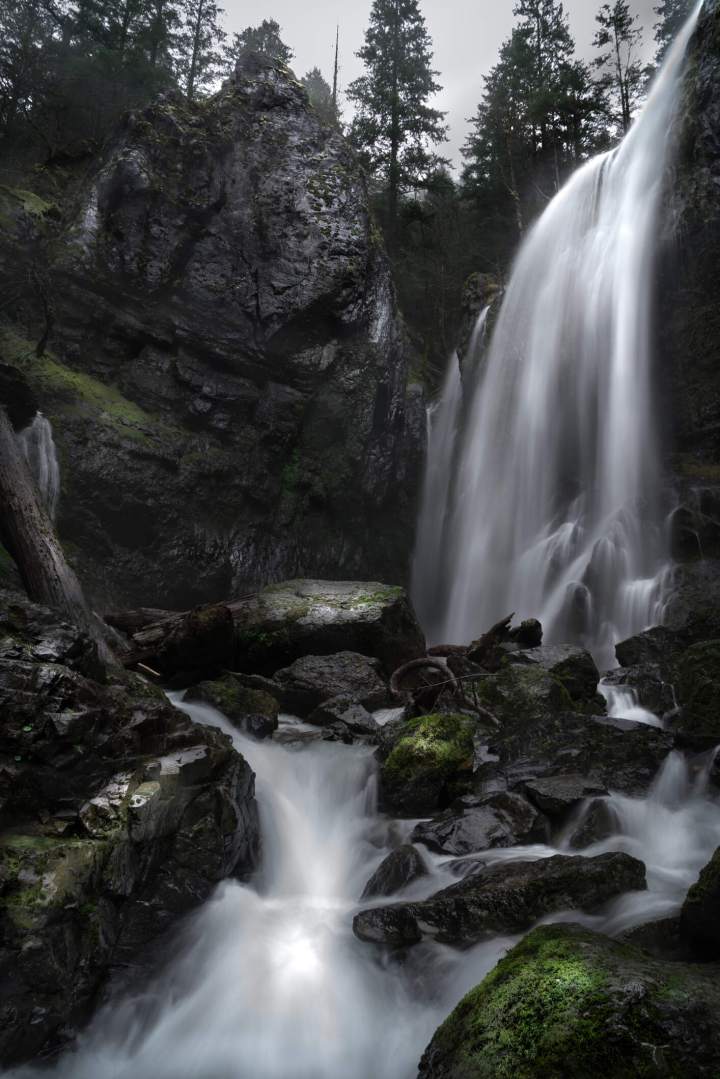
[0, 404, 114, 664]
[390, 657, 459, 701]
[467, 613, 515, 668]
[105, 607, 180, 636]
[126, 603, 235, 680]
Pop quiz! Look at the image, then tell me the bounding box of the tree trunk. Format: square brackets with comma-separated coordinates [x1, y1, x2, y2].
[0, 405, 113, 663]
[387, 0, 401, 253]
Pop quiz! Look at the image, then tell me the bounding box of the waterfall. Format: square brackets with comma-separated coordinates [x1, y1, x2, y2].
[416, 8, 700, 665]
[17, 412, 61, 522]
[412, 306, 491, 636]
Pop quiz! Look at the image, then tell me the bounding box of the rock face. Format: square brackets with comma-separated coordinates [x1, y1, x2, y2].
[681, 846, 720, 956]
[417, 923, 720, 1079]
[4, 54, 424, 610]
[353, 852, 645, 948]
[411, 792, 547, 856]
[0, 591, 259, 1066]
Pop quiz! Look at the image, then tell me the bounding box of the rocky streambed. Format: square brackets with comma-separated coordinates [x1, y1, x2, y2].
[2, 576, 720, 1076]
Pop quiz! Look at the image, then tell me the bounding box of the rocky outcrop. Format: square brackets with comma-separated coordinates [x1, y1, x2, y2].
[417, 923, 720, 1078]
[0, 590, 259, 1066]
[680, 845, 720, 956]
[378, 713, 478, 816]
[2, 54, 423, 610]
[353, 852, 646, 948]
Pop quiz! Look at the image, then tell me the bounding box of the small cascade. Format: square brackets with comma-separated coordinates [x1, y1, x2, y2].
[17, 412, 61, 521]
[415, 9, 701, 666]
[412, 306, 491, 633]
[599, 680, 665, 729]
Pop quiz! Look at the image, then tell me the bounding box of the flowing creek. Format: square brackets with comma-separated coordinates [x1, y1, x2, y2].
[11, 694, 720, 1079]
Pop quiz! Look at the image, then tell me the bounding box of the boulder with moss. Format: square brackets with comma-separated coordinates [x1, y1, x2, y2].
[378, 713, 478, 816]
[506, 645, 601, 706]
[671, 640, 720, 746]
[417, 923, 720, 1078]
[184, 676, 279, 739]
[0, 590, 259, 1067]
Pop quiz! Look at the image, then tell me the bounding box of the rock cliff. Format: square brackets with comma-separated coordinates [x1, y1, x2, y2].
[1, 53, 424, 609]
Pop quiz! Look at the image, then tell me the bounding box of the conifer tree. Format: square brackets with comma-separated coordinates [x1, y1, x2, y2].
[224, 17, 293, 71]
[301, 67, 340, 127]
[347, 0, 447, 250]
[653, 0, 693, 64]
[178, 0, 225, 100]
[593, 1, 644, 135]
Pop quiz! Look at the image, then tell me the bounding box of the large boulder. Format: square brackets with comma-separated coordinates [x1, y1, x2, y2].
[308, 694, 380, 742]
[353, 852, 645, 948]
[471, 663, 574, 728]
[7, 55, 424, 611]
[417, 923, 720, 1078]
[378, 713, 478, 817]
[680, 846, 720, 957]
[411, 792, 547, 856]
[0, 591, 259, 1066]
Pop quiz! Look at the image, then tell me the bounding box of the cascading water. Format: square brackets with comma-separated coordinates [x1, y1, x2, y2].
[415, 12, 700, 665]
[412, 306, 491, 634]
[17, 412, 61, 521]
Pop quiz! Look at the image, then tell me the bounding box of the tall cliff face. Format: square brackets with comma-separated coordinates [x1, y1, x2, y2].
[657, 0, 720, 583]
[12, 54, 423, 608]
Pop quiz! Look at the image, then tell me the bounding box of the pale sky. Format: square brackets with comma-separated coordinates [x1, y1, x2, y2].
[222, 0, 660, 166]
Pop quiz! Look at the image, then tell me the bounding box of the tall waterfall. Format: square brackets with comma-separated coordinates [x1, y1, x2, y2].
[415, 8, 700, 665]
[17, 413, 61, 522]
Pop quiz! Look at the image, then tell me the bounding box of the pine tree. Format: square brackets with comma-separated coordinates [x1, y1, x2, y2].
[224, 18, 293, 71]
[301, 68, 340, 127]
[177, 0, 225, 100]
[347, 0, 448, 251]
[654, 0, 693, 64]
[593, 1, 644, 135]
[0, 0, 56, 132]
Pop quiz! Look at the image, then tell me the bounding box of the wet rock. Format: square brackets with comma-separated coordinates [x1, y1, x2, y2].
[601, 662, 675, 716]
[417, 923, 720, 1078]
[353, 851, 645, 948]
[267, 651, 389, 716]
[615, 625, 678, 669]
[472, 663, 573, 728]
[360, 845, 428, 899]
[509, 618, 543, 648]
[680, 845, 720, 957]
[35, 57, 424, 610]
[411, 792, 547, 856]
[0, 591, 259, 1067]
[231, 580, 425, 675]
[185, 676, 279, 740]
[523, 774, 608, 817]
[482, 712, 674, 797]
[507, 644, 601, 704]
[308, 695, 379, 742]
[567, 797, 620, 849]
[671, 640, 720, 747]
[378, 713, 477, 817]
[619, 916, 694, 962]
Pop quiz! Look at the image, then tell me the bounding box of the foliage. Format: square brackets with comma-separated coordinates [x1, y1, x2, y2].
[347, 0, 448, 249]
[593, 1, 645, 136]
[654, 0, 694, 64]
[301, 67, 340, 127]
[223, 17, 293, 70]
[176, 0, 225, 101]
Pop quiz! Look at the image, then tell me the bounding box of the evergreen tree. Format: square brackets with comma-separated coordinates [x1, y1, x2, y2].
[224, 18, 293, 70]
[347, 0, 448, 250]
[177, 0, 225, 100]
[593, 1, 644, 135]
[654, 0, 693, 64]
[301, 68, 340, 127]
[0, 0, 56, 133]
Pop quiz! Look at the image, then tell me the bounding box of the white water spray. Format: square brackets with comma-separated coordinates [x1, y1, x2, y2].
[17, 412, 60, 521]
[415, 11, 700, 665]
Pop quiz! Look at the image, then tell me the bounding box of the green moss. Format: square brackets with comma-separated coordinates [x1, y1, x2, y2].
[0, 833, 103, 930]
[0, 325, 178, 445]
[280, 449, 303, 495]
[190, 676, 279, 721]
[474, 664, 572, 726]
[385, 713, 475, 783]
[423, 924, 720, 1078]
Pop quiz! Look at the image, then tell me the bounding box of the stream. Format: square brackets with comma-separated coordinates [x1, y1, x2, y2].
[13, 695, 720, 1079]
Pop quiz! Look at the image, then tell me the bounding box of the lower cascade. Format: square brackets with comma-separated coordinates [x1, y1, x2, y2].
[414, 9, 701, 665]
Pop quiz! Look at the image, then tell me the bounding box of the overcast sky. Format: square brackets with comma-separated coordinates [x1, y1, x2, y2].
[223, 0, 660, 166]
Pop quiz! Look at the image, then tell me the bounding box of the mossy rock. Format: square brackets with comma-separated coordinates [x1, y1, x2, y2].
[673, 639, 720, 744]
[680, 845, 720, 956]
[418, 923, 720, 1078]
[473, 664, 573, 728]
[185, 676, 279, 738]
[380, 713, 476, 816]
